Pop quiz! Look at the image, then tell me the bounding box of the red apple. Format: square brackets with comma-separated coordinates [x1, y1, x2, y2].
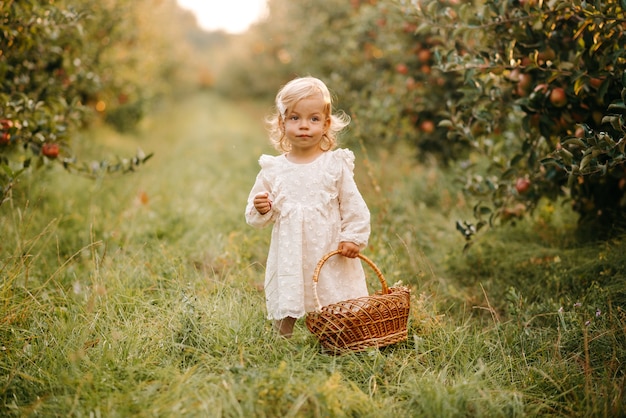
[589, 77, 604, 89]
[417, 48, 432, 63]
[550, 87, 567, 107]
[420, 120, 435, 134]
[515, 177, 531, 194]
[396, 63, 409, 75]
[1, 119, 13, 130]
[516, 73, 533, 96]
[42, 143, 60, 158]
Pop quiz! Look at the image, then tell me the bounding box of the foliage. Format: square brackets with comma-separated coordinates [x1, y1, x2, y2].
[414, 0, 626, 238]
[0, 0, 199, 206]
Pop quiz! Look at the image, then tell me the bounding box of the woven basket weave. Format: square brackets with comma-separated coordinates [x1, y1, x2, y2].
[305, 250, 410, 353]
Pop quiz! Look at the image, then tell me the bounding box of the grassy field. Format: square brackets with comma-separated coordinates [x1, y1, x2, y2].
[1, 93, 624, 417]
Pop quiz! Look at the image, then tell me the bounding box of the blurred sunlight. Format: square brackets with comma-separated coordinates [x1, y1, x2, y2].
[176, 0, 268, 34]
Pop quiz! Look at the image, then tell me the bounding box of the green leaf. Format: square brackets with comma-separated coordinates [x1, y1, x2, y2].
[608, 102, 626, 111]
[1, 164, 15, 177]
[502, 167, 517, 179]
[558, 148, 574, 165]
[574, 77, 585, 95]
[475, 206, 492, 216]
[540, 157, 565, 169]
[580, 153, 593, 172]
[562, 137, 587, 148]
[510, 154, 524, 166]
[437, 119, 454, 128]
[599, 132, 617, 147]
[555, 2, 571, 11]
[601, 116, 623, 132]
[567, 172, 577, 188]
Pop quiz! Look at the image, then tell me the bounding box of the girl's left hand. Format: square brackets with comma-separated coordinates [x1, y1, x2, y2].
[338, 241, 360, 258]
[253, 192, 272, 215]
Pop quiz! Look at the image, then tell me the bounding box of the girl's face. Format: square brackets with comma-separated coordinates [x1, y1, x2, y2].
[281, 93, 329, 159]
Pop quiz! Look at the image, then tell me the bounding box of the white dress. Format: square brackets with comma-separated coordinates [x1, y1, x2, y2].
[245, 149, 371, 320]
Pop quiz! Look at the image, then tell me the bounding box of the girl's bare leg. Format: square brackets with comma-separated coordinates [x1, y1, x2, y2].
[275, 317, 297, 338]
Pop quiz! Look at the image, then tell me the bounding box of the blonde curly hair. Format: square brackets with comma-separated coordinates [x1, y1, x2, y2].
[266, 76, 350, 153]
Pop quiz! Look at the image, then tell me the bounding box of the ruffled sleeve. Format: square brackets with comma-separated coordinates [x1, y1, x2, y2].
[332, 148, 355, 172]
[245, 155, 279, 228]
[333, 149, 371, 248]
[258, 154, 278, 169]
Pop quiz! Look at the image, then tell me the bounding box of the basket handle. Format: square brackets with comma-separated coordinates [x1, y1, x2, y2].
[311, 250, 389, 311]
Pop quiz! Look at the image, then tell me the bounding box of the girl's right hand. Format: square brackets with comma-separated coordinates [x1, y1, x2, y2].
[338, 241, 360, 258]
[253, 192, 272, 215]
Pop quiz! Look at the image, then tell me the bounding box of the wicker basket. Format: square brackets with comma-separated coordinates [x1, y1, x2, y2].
[305, 250, 410, 353]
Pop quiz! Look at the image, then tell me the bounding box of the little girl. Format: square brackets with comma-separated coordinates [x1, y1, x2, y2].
[245, 76, 371, 338]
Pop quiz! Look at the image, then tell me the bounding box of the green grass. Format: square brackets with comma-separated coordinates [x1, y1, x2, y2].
[1, 93, 624, 417]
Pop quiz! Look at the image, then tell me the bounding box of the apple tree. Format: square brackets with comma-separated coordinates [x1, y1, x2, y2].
[307, 0, 469, 162]
[411, 0, 626, 239]
[0, 0, 195, 206]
